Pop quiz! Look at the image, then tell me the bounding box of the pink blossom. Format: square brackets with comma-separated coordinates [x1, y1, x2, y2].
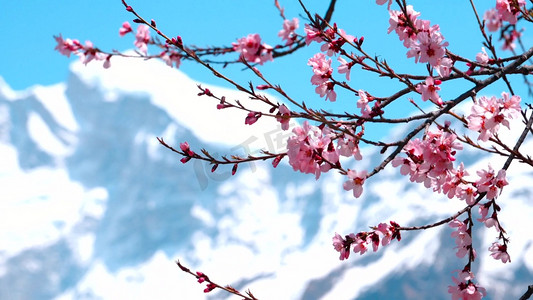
[476, 47, 489, 64]
[352, 236, 369, 255]
[489, 242, 511, 263]
[449, 219, 472, 258]
[161, 50, 182, 69]
[135, 25, 150, 55]
[304, 24, 323, 45]
[483, 8, 502, 32]
[278, 17, 299, 46]
[337, 56, 353, 81]
[54, 34, 82, 57]
[276, 104, 291, 130]
[337, 131, 363, 160]
[103, 55, 111, 69]
[436, 57, 454, 77]
[286, 121, 337, 179]
[409, 27, 448, 67]
[376, 223, 393, 246]
[315, 82, 337, 102]
[119, 21, 133, 36]
[496, 0, 526, 25]
[232, 34, 274, 65]
[457, 183, 477, 205]
[448, 271, 487, 300]
[343, 169, 367, 198]
[467, 93, 521, 142]
[375, 0, 392, 10]
[416, 76, 443, 105]
[332, 233, 354, 260]
[320, 29, 355, 56]
[388, 6, 421, 47]
[476, 165, 508, 200]
[357, 90, 372, 117]
[245, 111, 261, 125]
[308, 53, 332, 85]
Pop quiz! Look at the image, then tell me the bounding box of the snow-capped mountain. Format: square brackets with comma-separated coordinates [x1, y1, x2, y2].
[1, 56, 532, 300]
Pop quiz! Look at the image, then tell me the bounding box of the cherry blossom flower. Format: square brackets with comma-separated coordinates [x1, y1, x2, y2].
[232, 34, 273, 65]
[276, 104, 291, 130]
[134, 25, 150, 54]
[489, 242, 511, 263]
[343, 169, 368, 198]
[286, 121, 337, 179]
[376, 223, 393, 246]
[337, 56, 353, 81]
[496, 0, 526, 25]
[119, 21, 133, 36]
[278, 17, 299, 46]
[375, 0, 393, 10]
[475, 165, 508, 200]
[352, 234, 369, 255]
[415, 28, 449, 67]
[450, 219, 472, 258]
[476, 47, 489, 65]
[483, 8, 502, 32]
[179, 142, 195, 164]
[54, 34, 82, 57]
[448, 270, 487, 300]
[320, 28, 355, 56]
[467, 93, 521, 142]
[337, 131, 363, 160]
[436, 57, 454, 77]
[388, 5, 421, 47]
[357, 90, 372, 117]
[308, 53, 332, 85]
[332, 233, 354, 260]
[161, 50, 182, 68]
[315, 82, 337, 102]
[245, 111, 262, 125]
[304, 24, 323, 45]
[416, 76, 443, 105]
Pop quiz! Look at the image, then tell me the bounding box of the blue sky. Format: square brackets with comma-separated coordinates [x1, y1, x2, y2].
[1, 0, 525, 140]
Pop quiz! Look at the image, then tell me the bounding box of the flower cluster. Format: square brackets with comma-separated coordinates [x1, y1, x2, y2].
[232, 34, 273, 65]
[448, 269, 487, 300]
[484, 0, 526, 32]
[196, 272, 217, 293]
[332, 221, 401, 260]
[179, 142, 196, 164]
[391, 126, 463, 194]
[449, 219, 474, 259]
[308, 53, 336, 101]
[387, 5, 451, 76]
[286, 121, 363, 181]
[475, 165, 508, 200]
[467, 92, 521, 142]
[54, 35, 112, 68]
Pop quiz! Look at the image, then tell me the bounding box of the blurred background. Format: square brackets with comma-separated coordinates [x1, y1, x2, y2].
[1, 1, 532, 299]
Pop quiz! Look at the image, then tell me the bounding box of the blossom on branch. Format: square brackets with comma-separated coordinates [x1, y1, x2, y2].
[416, 76, 443, 105]
[448, 269, 487, 300]
[134, 25, 150, 54]
[343, 169, 367, 198]
[119, 21, 132, 36]
[489, 242, 511, 263]
[278, 17, 299, 46]
[467, 93, 521, 142]
[232, 33, 273, 65]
